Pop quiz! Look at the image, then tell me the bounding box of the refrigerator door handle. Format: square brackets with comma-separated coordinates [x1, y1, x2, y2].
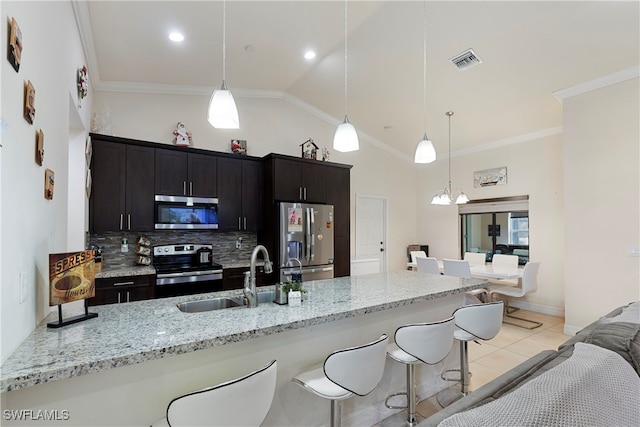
[309, 207, 315, 261]
[305, 208, 312, 262]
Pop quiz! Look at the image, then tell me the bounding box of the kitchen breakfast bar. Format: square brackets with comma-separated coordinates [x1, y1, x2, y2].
[1, 271, 486, 426]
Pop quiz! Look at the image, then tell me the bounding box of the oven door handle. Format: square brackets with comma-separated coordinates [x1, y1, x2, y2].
[156, 269, 223, 279]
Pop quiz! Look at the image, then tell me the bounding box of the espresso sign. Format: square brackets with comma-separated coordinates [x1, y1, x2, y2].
[49, 251, 96, 306]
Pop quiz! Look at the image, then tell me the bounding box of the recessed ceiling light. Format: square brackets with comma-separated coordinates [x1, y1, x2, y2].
[304, 50, 316, 60]
[169, 32, 184, 42]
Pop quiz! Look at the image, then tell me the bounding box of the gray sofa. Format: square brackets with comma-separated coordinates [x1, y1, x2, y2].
[421, 302, 640, 426]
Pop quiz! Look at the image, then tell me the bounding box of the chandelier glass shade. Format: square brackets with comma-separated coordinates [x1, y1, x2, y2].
[431, 111, 468, 205]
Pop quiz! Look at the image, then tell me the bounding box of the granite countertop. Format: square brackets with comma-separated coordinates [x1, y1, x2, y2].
[0, 271, 486, 393]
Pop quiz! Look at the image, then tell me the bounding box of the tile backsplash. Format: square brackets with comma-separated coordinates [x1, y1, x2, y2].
[89, 231, 259, 269]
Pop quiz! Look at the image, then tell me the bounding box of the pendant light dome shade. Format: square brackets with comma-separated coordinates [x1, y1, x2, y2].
[333, 116, 359, 152]
[207, 80, 239, 129]
[414, 134, 436, 163]
[208, 0, 239, 130]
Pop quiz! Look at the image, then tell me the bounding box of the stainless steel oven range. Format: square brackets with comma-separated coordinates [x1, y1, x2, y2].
[153, 243, 223, 298]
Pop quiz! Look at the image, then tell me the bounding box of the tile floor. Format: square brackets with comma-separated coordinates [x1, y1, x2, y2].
[413, 309, 567, 420]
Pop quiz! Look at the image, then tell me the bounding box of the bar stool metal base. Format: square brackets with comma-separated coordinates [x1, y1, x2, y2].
[379, 409, 425, 427]
[383, 364, 422, 426]
[436, 385, 466, 408]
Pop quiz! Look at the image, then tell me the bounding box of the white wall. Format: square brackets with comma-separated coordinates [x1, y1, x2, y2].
[416, 133, 565, 316]
[563, 78, 640, 331]
[92, 91, 419, 272]
[1, 1, 91, 363]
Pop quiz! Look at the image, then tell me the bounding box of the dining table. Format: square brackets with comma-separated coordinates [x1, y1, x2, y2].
[408, 259, 524, 282]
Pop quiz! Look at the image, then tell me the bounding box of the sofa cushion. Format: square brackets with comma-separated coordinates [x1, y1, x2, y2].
[437, 343, 640, 427]
[584, 321, 640, 375]
[598, 301, 640, 324]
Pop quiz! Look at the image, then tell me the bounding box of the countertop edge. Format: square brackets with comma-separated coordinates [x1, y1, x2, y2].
[1, 279, 485, 393]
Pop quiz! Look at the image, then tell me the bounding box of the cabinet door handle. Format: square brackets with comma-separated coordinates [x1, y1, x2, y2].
[299, 187, 303, 200]
[128, 214, 131, 230]
[118, 292, 121, 304]
[244, 217, 247, 230]
[120, 214, 123, 231]
[126, 291, 131, 303]
[183, 181, 187, 195]
[238, 217, 241, 230]
[304, 187, 307, 200]
[190, 182, 193, 196]
[114, 281, 135, 286]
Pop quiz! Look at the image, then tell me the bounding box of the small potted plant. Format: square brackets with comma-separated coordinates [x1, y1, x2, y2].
[276, 280, 306, 305]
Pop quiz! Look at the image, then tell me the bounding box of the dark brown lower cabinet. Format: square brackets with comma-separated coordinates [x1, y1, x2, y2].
[223, 267, 272, 290]
[89, 275, 155, 306]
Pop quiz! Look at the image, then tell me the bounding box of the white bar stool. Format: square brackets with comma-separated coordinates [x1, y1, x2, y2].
[150, 360, 277, 427]
[437, 302, 503, 407]
[292, 335, 388, 427]
[384, 317, 455, 426]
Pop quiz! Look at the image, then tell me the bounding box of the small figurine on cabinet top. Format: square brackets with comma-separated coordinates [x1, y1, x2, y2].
[172, 121, 192, 147]
[300, 138, 318, 160]
[231, 139, 247, 155]
[322, 147, 330, 162]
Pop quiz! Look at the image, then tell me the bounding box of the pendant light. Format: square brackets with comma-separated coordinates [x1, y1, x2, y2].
[414, 1, 436, 164]
[431, 111, 469, 205]
[207, 0, 239, 129]
[333, 0, 359, 152]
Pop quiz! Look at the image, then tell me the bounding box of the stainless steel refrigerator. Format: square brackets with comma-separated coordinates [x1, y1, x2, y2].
[278, 202, 334, 282]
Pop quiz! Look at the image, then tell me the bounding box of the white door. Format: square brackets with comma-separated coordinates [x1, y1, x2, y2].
[355, 195, 387, 273]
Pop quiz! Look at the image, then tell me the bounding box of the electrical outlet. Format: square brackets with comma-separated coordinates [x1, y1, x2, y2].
[19, 272, 27, 304]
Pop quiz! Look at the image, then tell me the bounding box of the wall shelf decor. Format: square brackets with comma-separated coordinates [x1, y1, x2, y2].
[474, 167, 507, 187]
[36, 129, 44, 165]
[24, 80, 35, 124]
[7, 17, 22, 72]
[45, 168, 55, 200]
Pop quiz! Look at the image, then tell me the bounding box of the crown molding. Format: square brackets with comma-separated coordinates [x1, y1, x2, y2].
[450, 126, 563, 159]
[553, 66, 640, 102]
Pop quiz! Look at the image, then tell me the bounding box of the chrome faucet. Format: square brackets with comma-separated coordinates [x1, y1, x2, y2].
[244, 245, 273, 308]
[287, 258, 303, 282]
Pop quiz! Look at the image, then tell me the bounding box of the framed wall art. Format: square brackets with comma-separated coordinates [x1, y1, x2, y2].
[36, 129, 44, 165]
[474, 167, 507, 188]
[24, 80, 36, 124]
[8, 17, 22, 72]
[77, 65, 88, 102]
[45, 168, 55, 200]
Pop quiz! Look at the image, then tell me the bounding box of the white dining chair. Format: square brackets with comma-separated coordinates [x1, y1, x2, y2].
[489, 254, 520, 286]
[410, 251, 428, 264]
[442, 259, 471, 279]
[444, 259, 488, 302]
[491, 253, 518, 269]
[488, 262, 542, 329]
[416, 257, 439, 274]
[463, 252, 486, 267]
[151, 360, 277, 427]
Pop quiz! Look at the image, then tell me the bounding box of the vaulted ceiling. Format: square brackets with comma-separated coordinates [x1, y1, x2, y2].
[77, 1, 640, 159]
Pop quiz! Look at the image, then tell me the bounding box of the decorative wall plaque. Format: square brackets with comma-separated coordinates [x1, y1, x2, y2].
[474, 167, 507, 187]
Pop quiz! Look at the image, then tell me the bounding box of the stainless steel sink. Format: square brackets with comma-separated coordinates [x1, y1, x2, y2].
[177, 291, 276, 313]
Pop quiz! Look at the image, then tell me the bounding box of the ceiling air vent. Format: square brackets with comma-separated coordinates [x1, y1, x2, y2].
[450, 48, 482, 71]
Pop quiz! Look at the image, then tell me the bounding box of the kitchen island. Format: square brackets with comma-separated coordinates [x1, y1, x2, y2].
[1, 271, 486, 426]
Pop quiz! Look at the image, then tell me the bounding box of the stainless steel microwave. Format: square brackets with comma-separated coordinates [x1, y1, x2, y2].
[154, 195, 219, 230]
